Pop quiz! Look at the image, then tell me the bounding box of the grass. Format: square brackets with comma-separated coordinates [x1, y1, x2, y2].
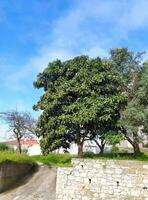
[82, 151, 148, 162]
[32, 151, 148, 168]
[0, 151, 36, 165]
[32, 153, 72, 167]
[1, 151, 147, 168]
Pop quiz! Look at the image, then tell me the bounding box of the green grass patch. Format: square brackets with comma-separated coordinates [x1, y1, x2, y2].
[82, 152, 148, 162]
[32, 153, 72, 167]
[32, 152, 148, 167]
[0, 151, 36, 165]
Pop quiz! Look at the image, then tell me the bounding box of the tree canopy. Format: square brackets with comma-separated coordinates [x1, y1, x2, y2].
[109, 48, 143, 76]
[120, 61, 148, 154]
[34, 55, 126, 156]
[106, 48, 147, 155]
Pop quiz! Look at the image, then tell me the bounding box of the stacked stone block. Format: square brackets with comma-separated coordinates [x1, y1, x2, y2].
[56, 159, 148, 200]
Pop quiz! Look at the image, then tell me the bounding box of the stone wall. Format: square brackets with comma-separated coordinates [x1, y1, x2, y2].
[56, 159, 148, 200]
[0, 162, 35, 192]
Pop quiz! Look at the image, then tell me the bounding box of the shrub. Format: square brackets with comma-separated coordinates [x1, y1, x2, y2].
[0, 143, 9, 151]
[22, 149, 28, 154]
[119, 149, 129, 154]
[143, 143, 148, 148]
[83, 151, 95, 158]
[111, 146, 119, 154]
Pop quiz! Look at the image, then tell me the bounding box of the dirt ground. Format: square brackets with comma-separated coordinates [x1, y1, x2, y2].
[0, 164, 57, 200]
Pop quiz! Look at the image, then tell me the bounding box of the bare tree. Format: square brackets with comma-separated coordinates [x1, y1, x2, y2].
[0, 110, 36, 154]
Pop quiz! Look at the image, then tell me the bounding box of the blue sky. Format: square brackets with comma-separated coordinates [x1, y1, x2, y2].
[0, 0, 148, 137]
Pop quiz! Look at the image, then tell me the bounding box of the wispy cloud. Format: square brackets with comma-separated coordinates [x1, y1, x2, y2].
[2, 0, 148, 92]
[2, 0, 116, 91]
[116, 0, 148, 38]
[1, 0, 148, 134]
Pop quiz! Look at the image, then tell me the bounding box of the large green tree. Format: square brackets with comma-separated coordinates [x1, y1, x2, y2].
[109, 48, 144, 98]
[109, 48, 143, 77]
[109, 48, 146, 154]
[33, 56, 126, 156]
[136, 62, 148, 132]
[120, 62, 148, 154]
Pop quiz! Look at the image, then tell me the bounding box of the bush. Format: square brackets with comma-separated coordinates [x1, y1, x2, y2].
[83, 151, 95, 158]
[119, 149, 129, 154]
[143, 143, 148, 148]
[22, 149, 28, 154]
[111, 146, 119, 154]
[0, 143, 10, 151]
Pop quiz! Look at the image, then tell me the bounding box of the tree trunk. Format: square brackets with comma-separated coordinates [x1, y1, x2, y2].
[133, 142, 141, 155]
[99, 143, 105, 155]
[77, 142, 83, 157]
[17, 138, 22, 154]
[93, 138, 105, 155]
[76, 131, 84, 157]
[120, 127, 141, 155]
[13, 128, 22, 154]
[132, 132, 141, 155]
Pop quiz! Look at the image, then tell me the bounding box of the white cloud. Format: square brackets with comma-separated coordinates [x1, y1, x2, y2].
[2, 48, 75, 93]
[116, 0, 148, 38]
[2, 0, 148, 92]
[4, 1, 115, 91]
[1, 0, 148, 134]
